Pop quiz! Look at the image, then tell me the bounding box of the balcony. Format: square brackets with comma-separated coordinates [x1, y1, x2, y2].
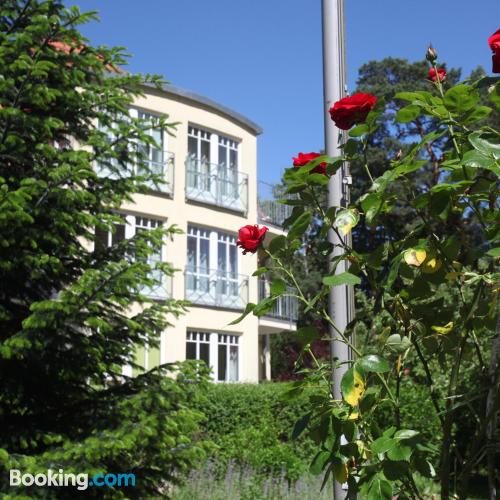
[258, 277, 298, 323]
[95, 151, 175, 196]
[185, 158, 248, 213]
[141, 270, 173, 301]
[184, 267, 249, 310]
[139, 152, 175, 195]
[257, 181, 293, 228]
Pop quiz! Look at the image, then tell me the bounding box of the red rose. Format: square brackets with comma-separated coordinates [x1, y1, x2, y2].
[236, 225, 268, 254]
[292, 152, 327, 175]
[329, 93, 377, 130]
[488, 29, 500, 73]
[429, 67, 446, 82]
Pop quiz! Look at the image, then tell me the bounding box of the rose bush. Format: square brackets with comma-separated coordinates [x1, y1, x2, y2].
[236, 33, 499, 499]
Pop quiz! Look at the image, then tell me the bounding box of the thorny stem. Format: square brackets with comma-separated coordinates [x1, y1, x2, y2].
[362, 139, 374, 183]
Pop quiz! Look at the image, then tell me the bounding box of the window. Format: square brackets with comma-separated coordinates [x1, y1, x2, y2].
[187, 226, 210, 294]
[186, 126, 246, 212]
[95, 218, 126, 250]
[137, 111, 167, 190]
[218, 334, 239, 382]
[186, 226, 244, 308]
[186, 331, 210, 366]
[96, 110, 174, 194]
[186, 331, 239, 382]
[218, 136, 238, 199]
[94, 215, 169, 299]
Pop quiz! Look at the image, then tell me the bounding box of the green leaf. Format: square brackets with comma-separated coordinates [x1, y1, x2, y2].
[394, 91, 420, 102]
[349, 124, 369, 137]
[444, 84, 479, 114]
[268, 235, 287, 253]
[287, 211, 311, 241]
[252, 297, 277, 317]
[252, 267, 268, 277]
[292, 413, 311, 440]
[341, 367, 365, 406]
[334, 208, 360, 235]
[463, 105, 492, 124]
[228, 303, 256, 325]
[283, 205, 305, 228]
[285, 183, 307, 194]
[386, 254, 403, 289]
[360, 192, 383, 225]
[322, 272, 361, 287]
[296, 326, 320, 347]
[307, 173, 330, 186]
[414, 457, 436, 478]
[382, 460, 408, 480]
[396, 104, 420, 123]
[343, 421, 358, 443]
[310, 451, 331, 475]
[468, 131, 500, 160]
[486, 247, 500, 257]
[387, 442, 412, 461]
[356, 354, 391, 373]
[394, 429, 419, 440]
[365, 476, 393, 500]
[270, 279, 286, 296]
[371, 436, 397, 454]
[386, 334, 411, 353]
[461, 150, 500, 175]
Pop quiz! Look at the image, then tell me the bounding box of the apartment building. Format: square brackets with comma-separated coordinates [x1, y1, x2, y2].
[97, 84, 297, 383]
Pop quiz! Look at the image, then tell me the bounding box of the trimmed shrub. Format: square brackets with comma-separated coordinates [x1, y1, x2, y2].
[194, 382, 316, 481]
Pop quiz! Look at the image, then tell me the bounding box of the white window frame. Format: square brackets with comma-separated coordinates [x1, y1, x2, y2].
[186, 126, 242, 209]
[95, 214, 168, 298]
[186, 225, 241, 308]
[186, 330, 240, 382]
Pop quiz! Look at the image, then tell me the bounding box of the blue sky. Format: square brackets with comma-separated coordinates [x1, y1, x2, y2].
[76, 0, 499, 186]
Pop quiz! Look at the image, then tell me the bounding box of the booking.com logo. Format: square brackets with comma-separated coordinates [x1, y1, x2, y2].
[10, 469, 136, 490]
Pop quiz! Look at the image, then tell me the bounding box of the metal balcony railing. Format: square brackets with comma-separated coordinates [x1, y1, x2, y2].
[139, 151, 175, 195]
[258, 277, 298, 323]
[184, 267, 248, 310]
[141, 271, 173, 301]
[95, 151, 175, 196]
[257, 181, 293, 228]
[185, 158, 248, 213]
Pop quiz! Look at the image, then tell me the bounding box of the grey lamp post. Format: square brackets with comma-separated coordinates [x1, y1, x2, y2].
[321, 0, 355, 497]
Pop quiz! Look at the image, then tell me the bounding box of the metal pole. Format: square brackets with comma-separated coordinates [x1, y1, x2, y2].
[321, 0, 354, 498]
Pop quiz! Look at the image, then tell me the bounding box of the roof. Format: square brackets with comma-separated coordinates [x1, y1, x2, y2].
[144, 83, 263, 136]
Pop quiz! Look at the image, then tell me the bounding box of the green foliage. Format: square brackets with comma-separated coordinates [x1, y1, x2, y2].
[0, 1, 209, 497]
[257, 53, 500, 498]
[192, 383, 317, 481]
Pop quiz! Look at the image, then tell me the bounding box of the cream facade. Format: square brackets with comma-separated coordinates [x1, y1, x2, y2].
[100, 84, 296, 383]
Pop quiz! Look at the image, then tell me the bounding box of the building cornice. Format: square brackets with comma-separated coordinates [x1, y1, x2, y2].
[142, 83, 263, 136]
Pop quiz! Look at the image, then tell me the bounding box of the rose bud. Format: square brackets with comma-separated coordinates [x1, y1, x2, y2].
[236, 224, 268, 255]
[429, 67, 446, 82]
[488, 29, 500, 73]
[329, 93, 377, 130]
[292, 152, 327, 175]
[426, 44, 438, 62]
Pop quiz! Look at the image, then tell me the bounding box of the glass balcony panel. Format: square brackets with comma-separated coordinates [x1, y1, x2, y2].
[185, 267, 248, 310]
[258, 277, 298, 322]
[257, 181, 294, 228]
[186, 158, 248, 213]
[141, 273, 173, 301]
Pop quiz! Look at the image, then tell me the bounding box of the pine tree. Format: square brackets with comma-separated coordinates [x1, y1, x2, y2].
[0, 1, 210, 497]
